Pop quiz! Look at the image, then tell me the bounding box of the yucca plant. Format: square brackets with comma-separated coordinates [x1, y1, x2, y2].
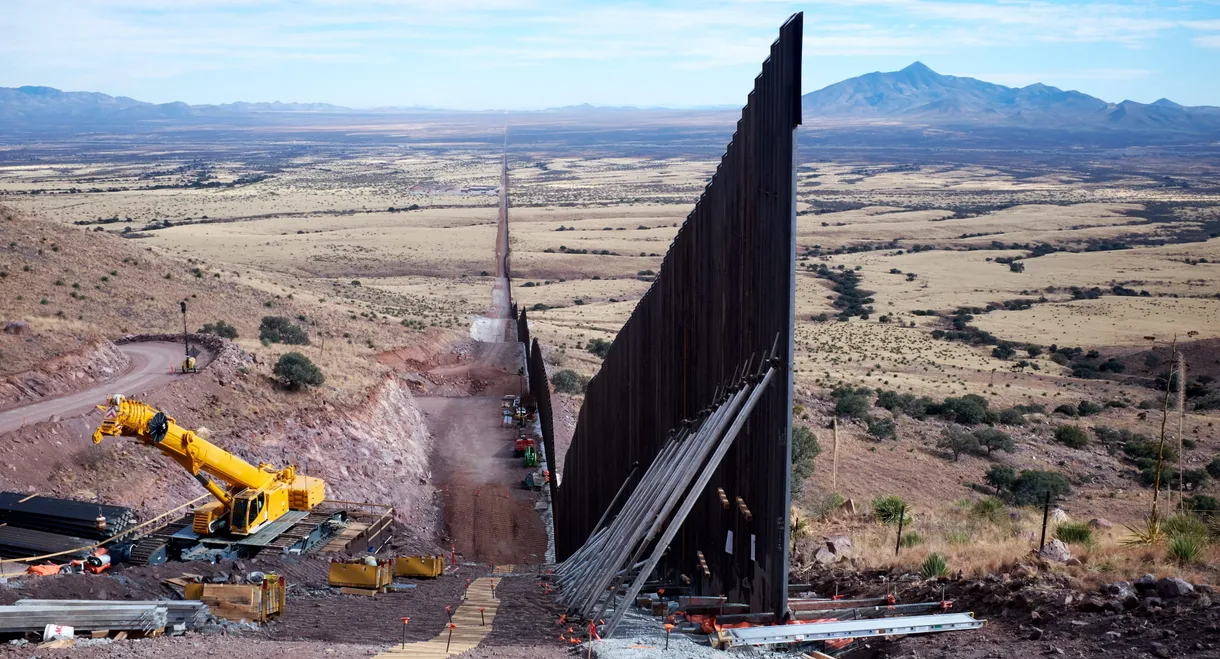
[921, 552, 950, 579]
[789, 507, 811, 553]
[1054, 522, 1094, 545]
[1163, 513, 1208, 540]
[1167, 534, 1204, 567]
[873, 495, 911, 525]
[1122, 509, 1165, 547]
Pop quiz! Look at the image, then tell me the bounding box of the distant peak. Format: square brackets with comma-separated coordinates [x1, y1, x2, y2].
[901, 61, 935, 74]
[1151, 98, 1183, 108]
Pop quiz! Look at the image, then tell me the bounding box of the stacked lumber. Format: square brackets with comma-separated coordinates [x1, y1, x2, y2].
[185, 576, 285, 623]
[0, 602, 169, 634]
[0, 492, 137, 540]
[14, 601, 211, 629]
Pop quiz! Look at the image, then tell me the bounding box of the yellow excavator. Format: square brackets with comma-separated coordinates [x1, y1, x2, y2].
[92, 394, 325, 537]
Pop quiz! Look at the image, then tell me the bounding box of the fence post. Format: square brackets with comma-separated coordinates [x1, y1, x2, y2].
[894, 505, 906, 557]
[1039, 491, 1051, 551]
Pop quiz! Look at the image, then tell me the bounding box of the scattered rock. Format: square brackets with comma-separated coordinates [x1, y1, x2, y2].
[1088, 518, 1113, 530]
[1049, 508, 1069, 523]
[3, 320, 29, 335]
[1158, 577, 1194, 599]
[1135, 574, 1158, 592]
[1065, 558, 1082, 567]
[1151, 642, 1170, 658]
[1038, 539, 1072, 563]
[814, 547, 836, 565]
[1028, 627, 1044, 640]
[825, 536, 852, 557]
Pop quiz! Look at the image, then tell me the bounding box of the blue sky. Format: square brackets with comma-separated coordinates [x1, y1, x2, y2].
[2, 0, 1218, 109]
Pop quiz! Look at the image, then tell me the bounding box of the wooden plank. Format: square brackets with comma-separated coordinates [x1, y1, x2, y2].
[340, 587, 380, 597]
[373, 575, 501, 657]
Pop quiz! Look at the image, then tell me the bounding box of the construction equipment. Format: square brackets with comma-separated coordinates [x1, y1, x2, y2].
[185, 574, 285, 622]
[514, 430, 536, 457]
[58, 548, 112, 575]
[92, 395, 325, 537]
[394, 554, 445, 578]
[329, 557, 393, 593]
[523, 445, 538, 468]
[523, 468, 549, 491]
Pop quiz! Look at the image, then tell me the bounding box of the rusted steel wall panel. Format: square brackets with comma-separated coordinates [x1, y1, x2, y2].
[526, 337, 559, 506]
[553, 14, 802, 617]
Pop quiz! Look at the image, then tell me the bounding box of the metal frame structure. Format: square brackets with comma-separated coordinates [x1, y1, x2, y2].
[553, 13, 803, 618]
[725, 613, 985, 646]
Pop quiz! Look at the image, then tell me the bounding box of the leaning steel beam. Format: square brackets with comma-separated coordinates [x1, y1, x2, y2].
[554, 13, 802, 618]
[602, 366, 776, 637]
[726, 612, 985, 646]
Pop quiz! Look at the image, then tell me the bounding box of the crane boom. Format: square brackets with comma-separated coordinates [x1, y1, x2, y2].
[92, 394, 324, 536]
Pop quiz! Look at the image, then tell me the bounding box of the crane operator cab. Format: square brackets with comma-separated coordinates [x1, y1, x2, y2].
[231, 489, 275, 535]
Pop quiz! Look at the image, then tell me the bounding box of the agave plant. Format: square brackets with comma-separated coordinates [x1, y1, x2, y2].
[921, 552, 950, 580]
[1121, 509, 1165, 547]
[1167, 534, 1204, 567]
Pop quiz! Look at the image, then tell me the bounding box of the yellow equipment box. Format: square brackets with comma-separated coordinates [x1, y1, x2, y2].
[185, 574, 286, 623]
[328, 559, 393, 591]
[394, 554, 445, 578]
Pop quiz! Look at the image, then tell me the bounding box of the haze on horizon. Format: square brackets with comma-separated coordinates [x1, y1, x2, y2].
[2, 0, 1219, 110]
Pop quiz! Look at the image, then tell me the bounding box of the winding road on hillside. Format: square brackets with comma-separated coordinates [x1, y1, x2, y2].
[0, 341, 208, 435]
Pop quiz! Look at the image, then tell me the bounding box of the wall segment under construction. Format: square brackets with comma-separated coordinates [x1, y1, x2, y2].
[553, 14, 802, 617]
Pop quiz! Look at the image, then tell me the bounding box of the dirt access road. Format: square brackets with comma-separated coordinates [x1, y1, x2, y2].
[0, 341, 207, 435]
[420, 341, 548, 566]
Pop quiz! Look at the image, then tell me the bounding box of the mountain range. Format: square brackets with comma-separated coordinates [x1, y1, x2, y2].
[801, 62, 1220, 131]
[4, 63, 1219, 133]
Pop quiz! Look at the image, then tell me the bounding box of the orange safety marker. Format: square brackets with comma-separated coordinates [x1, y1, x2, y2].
[444, 605, 453, 622]
[445, 623, 456, 653]
[479, 607, 486, 626]
[400, 617, 410, 649]
[557, 613, 566, 626]
[664, 623, 674, 650]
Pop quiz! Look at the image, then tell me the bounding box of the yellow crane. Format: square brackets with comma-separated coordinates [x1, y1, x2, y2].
[92, 394, 325, 537]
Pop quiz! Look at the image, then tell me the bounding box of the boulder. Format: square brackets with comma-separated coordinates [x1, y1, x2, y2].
[1157, 577, 1194, 599]
[1134, 574, 1158, 592]
[1087, 518, 1113, 530]
[813, 547, 836, 565]
[825, 536, 852, 557]
[3, 320, 29, 335]
[1038, 539, 1072, 563]
[1049, 508, 1069, 523]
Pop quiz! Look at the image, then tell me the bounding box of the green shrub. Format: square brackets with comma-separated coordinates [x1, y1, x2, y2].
[872, 495, 910, 525]
[551, 369, 589, 394]
[1054, 425, 1089, 449]
[985, 464, 1016, 494]
[899, 531, 924, 548]
[1185, 494, 1220, 518]
[1208, 456, 1220, 479]
[1167, 534, 1204, 566]
[834, 393, 870, 419]
[866, 415, 897, 440]
[199, 320, 238, 339]
[920, 553, 950, 579]
[938, 428, 981, 461]
[1011, 469, 1071, 506]
[1077, 400, 1104, 416]
[998, 408, 1026, 425]
[1053, 403, 1078, 417]
[974, 428, 1015, 456]
[586, 337, 611, 359]
[790, 426, 822, 496]
[1054, 522, 1093, 545]
[274, 352, 324, 389]
[259, 316, 309, 345]
[937, 395, 989, 425]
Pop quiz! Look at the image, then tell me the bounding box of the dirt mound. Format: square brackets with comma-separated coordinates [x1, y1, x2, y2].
[0, 338, 130, 409]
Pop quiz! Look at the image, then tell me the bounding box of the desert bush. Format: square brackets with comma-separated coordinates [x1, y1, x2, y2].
[875, 389, 933, 419]
[936, 394, 989, 425]
[199, 320, 238, 339]
[1053, 403, 1078, 417]
[865, 415, 897, 440]
[551, 369, 589, 394]
[1077, 400, 1104, 416]
[1184, 495, 1220, 518]
[872, 495, 910, 525]
[1054, 522, 1094, 545]
[274, 352, 324, 389]
[259, 316, 309, 345]
[790, 426, 822, 495]
[1010, 469, 1071, 506]
[998, 408, 1026, 425]
[1163, 514, 1208, 539]
[974, 428, 1015, 456]
[899, 531, 924, 548]
[1167, 534, 1204, 566]
[938, 428, 981, 461]
[832, 387, 871, 419]
[921, 553, 950, 579]
[971, 496, 1007, 523]
[586, 337, 611, 359]
[985, 464, 1017, 494]
[1054, 425, 1089, 449]
[1208, 456, 1220, 479]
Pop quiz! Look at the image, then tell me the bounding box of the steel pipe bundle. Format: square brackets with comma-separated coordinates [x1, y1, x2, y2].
[0, 526, 93, 560]
[0, 492, 137, 541]
[0, 602, 169, 634]
[13, 600, 212, 629]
